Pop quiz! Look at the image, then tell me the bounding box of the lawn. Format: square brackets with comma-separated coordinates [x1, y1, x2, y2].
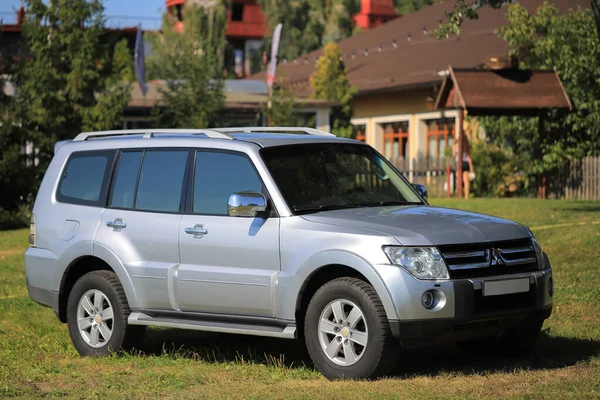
[1, 199, 599, 399]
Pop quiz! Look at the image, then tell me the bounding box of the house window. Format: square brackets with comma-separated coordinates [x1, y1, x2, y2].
[425, 118, 455, 159]
[381, 121, 409, 166]
[232, 3, 244, 21]
[353, 124, 366, 141]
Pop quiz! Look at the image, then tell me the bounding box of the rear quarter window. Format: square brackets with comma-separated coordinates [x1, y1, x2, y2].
[56, 150, 116, 207]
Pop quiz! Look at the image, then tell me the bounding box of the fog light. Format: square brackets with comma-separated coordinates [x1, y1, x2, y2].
[421, 290, 435, 310]
[548, 276, 554, 297]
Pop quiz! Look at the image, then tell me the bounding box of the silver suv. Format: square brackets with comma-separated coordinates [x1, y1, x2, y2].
[25, 127, 553, 379]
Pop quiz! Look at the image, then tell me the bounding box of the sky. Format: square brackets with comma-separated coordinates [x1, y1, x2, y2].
[1, 0, 166, 29]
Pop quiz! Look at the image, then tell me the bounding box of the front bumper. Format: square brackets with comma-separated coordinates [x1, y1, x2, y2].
[381, 268, 554, 347]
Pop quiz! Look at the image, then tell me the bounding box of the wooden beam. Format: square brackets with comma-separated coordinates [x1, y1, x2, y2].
[457, 108, 464, 198]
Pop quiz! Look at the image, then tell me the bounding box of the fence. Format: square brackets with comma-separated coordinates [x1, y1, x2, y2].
[555, 156, 600, 201]
[394, 157, 457, 198]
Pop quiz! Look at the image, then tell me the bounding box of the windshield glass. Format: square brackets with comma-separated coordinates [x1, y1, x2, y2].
[261, 143, 423, 214]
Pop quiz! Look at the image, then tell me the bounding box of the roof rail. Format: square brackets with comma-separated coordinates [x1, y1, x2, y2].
[215, 127, 336, 137]
[72, 129, 233, 142]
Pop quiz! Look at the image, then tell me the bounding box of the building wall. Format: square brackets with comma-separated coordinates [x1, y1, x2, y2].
[351, 88, 459, 164]
[352, 88, 435, 119]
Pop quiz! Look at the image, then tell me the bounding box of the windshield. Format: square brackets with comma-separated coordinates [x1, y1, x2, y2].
[261, 143, 423, 215]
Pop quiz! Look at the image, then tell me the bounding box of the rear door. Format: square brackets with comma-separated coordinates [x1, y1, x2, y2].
[177, 149, 280, 317]
[94, 149, 191, 310]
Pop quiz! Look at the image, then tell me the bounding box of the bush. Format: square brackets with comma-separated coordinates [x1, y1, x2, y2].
[0, 205, 31, 230]
[470, 142, 526, 197]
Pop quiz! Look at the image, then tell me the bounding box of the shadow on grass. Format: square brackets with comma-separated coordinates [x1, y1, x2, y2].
[133, 328, 600, 377]
[390, 332, 600, 378]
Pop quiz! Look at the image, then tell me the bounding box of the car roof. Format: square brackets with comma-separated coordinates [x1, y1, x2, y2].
[58, 128, 363, 152]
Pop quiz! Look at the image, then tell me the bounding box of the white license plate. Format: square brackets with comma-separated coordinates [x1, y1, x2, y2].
[482, 278, 530, 297]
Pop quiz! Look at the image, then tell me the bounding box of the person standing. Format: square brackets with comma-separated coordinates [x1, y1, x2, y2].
[453, 138, 475, 199]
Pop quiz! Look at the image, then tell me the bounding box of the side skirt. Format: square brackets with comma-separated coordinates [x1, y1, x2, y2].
[128, 310, 297, 339]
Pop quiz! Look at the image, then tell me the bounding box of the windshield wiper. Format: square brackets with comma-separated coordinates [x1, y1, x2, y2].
[356, 201, 422, 207]
[293, 204, 362, 215]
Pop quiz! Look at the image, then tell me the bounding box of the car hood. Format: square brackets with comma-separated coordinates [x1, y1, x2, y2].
[301, 205, 530, 246]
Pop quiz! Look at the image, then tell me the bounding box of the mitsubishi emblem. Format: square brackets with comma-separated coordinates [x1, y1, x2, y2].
[490, 249, 504, 266]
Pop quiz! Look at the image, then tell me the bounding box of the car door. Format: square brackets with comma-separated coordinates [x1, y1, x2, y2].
[177, 149, 280, 317]
[94, 149, 190, 310]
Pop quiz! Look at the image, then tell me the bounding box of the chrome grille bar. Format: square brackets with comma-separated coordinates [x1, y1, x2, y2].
[439, 239, 538, 277]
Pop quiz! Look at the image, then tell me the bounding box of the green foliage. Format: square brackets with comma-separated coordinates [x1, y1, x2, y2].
[0, 0, 131, 214]
[480, 3, 600, 188]
[0, 205, 31, 230]
[258, 0, 360, 62]
[147, 2, 226, 128]
[393, 0, 437, 15]
[435, 0, 506, 38]
[263, 85, 300, 127]
[310, 42, 357, 138]
[469, 142, 526, 197]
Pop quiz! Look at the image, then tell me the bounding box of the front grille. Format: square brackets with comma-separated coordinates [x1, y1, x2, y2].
[439, 238, 538, 279]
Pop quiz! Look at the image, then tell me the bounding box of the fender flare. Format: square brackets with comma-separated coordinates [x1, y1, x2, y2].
[92, 242, 139, 309]
[281, 250, 399, 321]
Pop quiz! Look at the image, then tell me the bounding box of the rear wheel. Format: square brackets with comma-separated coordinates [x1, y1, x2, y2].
[304, 277, 398, 379]
[457, 319, 543, 357]
[67, 270, 145, 356]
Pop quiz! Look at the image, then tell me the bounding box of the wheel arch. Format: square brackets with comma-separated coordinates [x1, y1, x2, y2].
[58, 244, 138, 322]
[290, 251, 398, 326]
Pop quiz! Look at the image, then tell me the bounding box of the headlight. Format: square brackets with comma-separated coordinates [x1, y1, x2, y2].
[383, 247, 449, 280]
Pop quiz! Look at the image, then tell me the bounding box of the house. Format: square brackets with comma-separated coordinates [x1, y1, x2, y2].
[250, 0, 588, 169]
[124, 79, 335, 131]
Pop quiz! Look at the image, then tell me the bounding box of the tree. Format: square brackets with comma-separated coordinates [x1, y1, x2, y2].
[263, 85, 300, 126]
[259, 0, 360, 62]
[0, 0, 131, 219]
[393, 0, 437, 15]
[310, 42, 357, 138]
[480, 3, 600, 192]
[147, 2, 227, 128]
[438, 0, 600, 39]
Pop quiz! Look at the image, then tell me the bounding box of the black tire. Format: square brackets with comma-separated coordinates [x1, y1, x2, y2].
[304, 277, 398, 380]
[457, 319, 543, 357]
[67, 270, 145, 356]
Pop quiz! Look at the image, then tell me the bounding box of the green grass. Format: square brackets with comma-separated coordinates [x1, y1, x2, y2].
[1, 199, 599, 399]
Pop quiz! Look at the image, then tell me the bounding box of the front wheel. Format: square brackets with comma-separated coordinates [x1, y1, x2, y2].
[67, 270, 145, 356]
[304, 277, 398, 380]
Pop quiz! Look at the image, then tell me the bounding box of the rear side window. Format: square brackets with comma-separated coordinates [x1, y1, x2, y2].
[57, 150, 115, 206]
[110, 151, 143, 209]
[134, 150, 189, 213]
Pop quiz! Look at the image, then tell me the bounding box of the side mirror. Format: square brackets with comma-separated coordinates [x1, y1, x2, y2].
[412, 184, 428, 201]
[227, 192, 267, 217]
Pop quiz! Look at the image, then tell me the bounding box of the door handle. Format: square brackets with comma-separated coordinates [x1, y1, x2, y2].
[185, 224, 208, 238]
[106, 218, 126, 230]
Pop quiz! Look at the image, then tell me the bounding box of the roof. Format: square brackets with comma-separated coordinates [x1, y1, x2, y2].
[249, 0, 588, 97]
[434, 66, 572, 115]
[65, 129, 357, 150]
[128, 81, 337, 110]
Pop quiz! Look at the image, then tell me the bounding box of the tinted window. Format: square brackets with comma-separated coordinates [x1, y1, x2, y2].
[135, 150, 188, 213]
[261, 143, 422, 215]
[110, 151, 143, 209]
[57, 150, 114, 206]
[193, 151, 263, 215]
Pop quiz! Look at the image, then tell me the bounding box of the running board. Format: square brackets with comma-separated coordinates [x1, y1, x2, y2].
[128, 312, 296, 339]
